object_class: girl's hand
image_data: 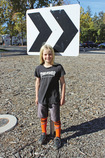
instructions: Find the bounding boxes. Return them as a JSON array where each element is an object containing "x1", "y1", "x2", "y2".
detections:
[
  {"x1": 35, "y1": 97, "x2": 38, "y2": 105},
  {"x1": 60, "y1": 98, "x2": 65, "y2": 106}
]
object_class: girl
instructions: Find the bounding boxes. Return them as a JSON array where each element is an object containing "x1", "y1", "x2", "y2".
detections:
[{"x1": 35, "y1": 44, "x2": 66, "y2": 150}]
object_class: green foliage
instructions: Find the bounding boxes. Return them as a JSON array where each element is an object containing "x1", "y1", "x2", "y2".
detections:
[
  {"x1": 0, "y1": 0, "x2": 8, "y2": 24},
  {"x1": 0, "y1": 0, "x2": 27, "y2": 44},
  {"x1": 80, "y1": 7, "x2": 95, "y2": 42},
  {"x1": 80, "y1": 7, "x2": 105, "y2": 43}
]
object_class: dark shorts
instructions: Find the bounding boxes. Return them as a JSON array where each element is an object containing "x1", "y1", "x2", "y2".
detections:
[{"x1": 38, "y1": 103, "x2": 60, "y2": 122}]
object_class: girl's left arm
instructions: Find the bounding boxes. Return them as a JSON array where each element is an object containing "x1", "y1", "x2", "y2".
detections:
[
  {"x1": 60, "y1": 76, "x2": 66, "y2": 106},
  {"x1": 35, "y1": 77, "x2": 40, "y2": 105}
]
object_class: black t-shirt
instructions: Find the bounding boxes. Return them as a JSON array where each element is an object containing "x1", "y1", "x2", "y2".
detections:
[{"x1": 35, "y1": 64, "x2": 66, "y2": 105}]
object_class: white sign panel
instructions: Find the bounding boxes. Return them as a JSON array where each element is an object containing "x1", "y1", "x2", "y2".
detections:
[{"x1": 26, "y1": 4, "x2": 80, "y2": 56}]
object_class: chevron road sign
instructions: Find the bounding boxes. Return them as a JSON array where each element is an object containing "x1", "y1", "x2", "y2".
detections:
[{"x1": 26, "y1": 4, "x2": 80, "y2": 56}]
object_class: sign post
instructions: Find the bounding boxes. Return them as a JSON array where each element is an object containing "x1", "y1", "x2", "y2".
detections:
[{"x1": 50, "y1": 118, "x2": 54, "y2": 137}]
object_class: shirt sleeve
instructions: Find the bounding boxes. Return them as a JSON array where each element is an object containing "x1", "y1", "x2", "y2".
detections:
[
  {"x1": 34, "y1": 66, "x2": 40, "y2": 78},
  {"x1": 60, "y1": 65, "x2": 66, "y2": 77}
]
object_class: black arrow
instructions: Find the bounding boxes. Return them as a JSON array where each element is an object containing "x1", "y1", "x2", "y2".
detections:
[
  {"x1": 51, "y1": 10, "x2": 78, "y2": 52},
  {"x1": 28, "y1": 13, "x2": 52, "y2": 52}
]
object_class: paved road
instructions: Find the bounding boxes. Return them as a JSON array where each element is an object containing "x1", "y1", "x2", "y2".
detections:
[
  {"x1": 0, "y1": 45, "x2": 27, "y2": 57},
  {"x1": 0, "y1": 45, "x2": 105, "y2": 57},
  {"x1": 80, "y1": 47, "x2": 105, "y2": 54}
]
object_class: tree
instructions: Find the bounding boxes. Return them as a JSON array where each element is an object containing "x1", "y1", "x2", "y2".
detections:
[
  {"x1": 9, "y1": 0, "x2": 64, "y2": 10},
  {"x1": 103, "y1": 13, "x2": 105, "y2": 24},
  {"x1": 80, "y1": 7, "x2": 94, "y2": 42},
  {"x1": 0, "y1": 0, "x2": 26, "y2": 44},
  {"x1": 0, "y1": 0, "x2": 16, "y2": 40},
  {"x1": 93, "y1": 11, "x2": 105, "y2": 42},
  {"x1": 13, "y1": 12, "x2": 26, "y2": 45},
  {"x1": 86, "y1": 6, "x2": 92, "y2": 17},
  {"x1": 0, "y1": 0, "x2": 9, "y2": 34}
]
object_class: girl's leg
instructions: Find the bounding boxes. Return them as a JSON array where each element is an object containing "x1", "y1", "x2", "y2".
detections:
[
  {"x1": 49, "y1": 104, "x2": 61, "y2": 149},
  {"x1": 54, "y1": 120, "x2": 61, "y2": 138},
  {"x1": 54, "y1": 120, "x2": 61, "y2": 149},
  {"x1": 38, "y1": 117, "x2": 47, "y2": 145},
  {"x1": 41, "y1": 117, "x2": 47, "y2": 135}
]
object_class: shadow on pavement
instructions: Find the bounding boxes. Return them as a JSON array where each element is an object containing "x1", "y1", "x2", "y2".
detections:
[{"x1": 61, "y1": 116, "x2": 105, "y2": 145}]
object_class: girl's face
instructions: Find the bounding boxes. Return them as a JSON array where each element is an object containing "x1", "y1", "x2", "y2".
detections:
[{"x1": 43, "y1": 48, "x2": 53, "y2": 64}]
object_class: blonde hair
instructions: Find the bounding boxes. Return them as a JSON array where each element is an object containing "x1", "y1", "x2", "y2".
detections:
[{"x1": 39, "y1": 44, "x2": 55, "y2": 65}]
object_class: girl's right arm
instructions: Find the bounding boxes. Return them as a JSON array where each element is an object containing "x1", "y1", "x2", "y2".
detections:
[{"x1": 35, "y1": 77, "x2": 40, "y2": 105}]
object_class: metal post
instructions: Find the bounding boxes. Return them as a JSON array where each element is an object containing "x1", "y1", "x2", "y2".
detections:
[{"x1": 50, "y1": 118, "x2": 54, "y2": 137}]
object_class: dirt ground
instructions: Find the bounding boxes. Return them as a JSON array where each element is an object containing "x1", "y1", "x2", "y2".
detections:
[{"x1": 0, "y1": 50, "x2": 105, "y2": 157}]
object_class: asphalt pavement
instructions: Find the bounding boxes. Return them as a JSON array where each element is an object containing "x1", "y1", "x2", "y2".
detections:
[
  {"x1": 0, "y1": 45, "x2": 105, "y2": 57},
  {"x1": 0, "y1": 45, "x2": 27, "y2": 57}
]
